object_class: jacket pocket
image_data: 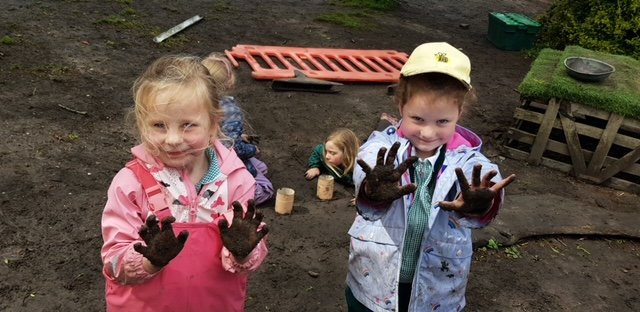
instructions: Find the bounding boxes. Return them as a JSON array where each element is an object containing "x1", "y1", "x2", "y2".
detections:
[{"x1": 412, "y1": 239, "x2": 473, "y2": 309}]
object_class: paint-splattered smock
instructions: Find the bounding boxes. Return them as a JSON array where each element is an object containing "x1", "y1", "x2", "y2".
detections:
[{"x1": 347, "y1": 124, "x2": 505, "y2": 312}]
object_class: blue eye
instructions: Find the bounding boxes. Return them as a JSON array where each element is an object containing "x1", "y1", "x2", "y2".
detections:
[{"x1": 153, "y1": 123, "x2": 165, "y2": 129}]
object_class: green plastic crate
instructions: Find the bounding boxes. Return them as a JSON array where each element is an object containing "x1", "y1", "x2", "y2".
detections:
[{"x1": 488, "y1": 12, "x2": 541, "y2": 51}]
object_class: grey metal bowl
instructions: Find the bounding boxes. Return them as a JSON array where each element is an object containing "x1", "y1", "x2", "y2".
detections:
[{"x1": 564, "y1": 57, "x2": 615, "y2": 82}]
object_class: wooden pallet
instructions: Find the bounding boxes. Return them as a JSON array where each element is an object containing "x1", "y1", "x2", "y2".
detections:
[{"x1": 504, "y1": 97, "x2": 640, "y2": 194}]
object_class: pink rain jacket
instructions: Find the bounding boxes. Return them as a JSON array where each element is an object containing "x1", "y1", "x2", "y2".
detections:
[{"x1": 101, "y1": 142, "x2": 268, "y2": 312}]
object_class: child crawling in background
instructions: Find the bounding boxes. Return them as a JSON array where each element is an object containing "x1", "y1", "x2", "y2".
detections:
[
  {"x1": 202, "y1": 52, "x2": 275, "y2": 205},
  {"x1": 305, "y1": 128, "x2": 361, "y2": 187},
  {"x1": 101, "y1": 55, "x2": 268, "y2": 312}
]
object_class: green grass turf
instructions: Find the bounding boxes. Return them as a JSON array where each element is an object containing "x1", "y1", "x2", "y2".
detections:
[{"x1": 518, "y1": 46, "x2": 640, "y2": 119}]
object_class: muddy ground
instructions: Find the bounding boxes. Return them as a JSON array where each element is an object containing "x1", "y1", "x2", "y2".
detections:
[{"x1": 1, "y1": 1, "x2": 639, "y2": 311}]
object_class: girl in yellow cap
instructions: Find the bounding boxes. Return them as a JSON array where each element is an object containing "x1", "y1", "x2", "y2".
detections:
[{"x1": 345, "y1": 42, "x2": 516, "y2": 312}]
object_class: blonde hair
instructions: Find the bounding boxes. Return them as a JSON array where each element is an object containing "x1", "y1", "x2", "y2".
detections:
[
  {"x1": 394, "y1": 73, "x2": 477, "y2": 111},
  {"x1": 201, "y1": 52, "x2": 236, "y2": 95},
  {"x1": 201, "y1": 52, "x2": 258, "y2": 145},
  {"x1": 131, "y1": 55, "x2": 224, "y2": 155},
  {"x1": 326, "y1": 128, "x2": 360, "y2": 174}
]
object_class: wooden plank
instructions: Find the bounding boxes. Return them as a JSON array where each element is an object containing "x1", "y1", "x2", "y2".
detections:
[
  {"x1": 506, "y1": 147, "x2": 573, "y2": 173},
  {"x1": 507, "y1": 127, "x2": 640, "y2": 177},
  {"x1": 605, "y1": 178, "x2": 640, "y2": 194},
  {"x1": 509, "y1": 98, "x2": 640, "y2": 192},
  {"x1": 513, "y1": 106, "x2": 640, "y2": 151},
  {"x1": 587, "y1": 113, "x2": 624, "y2": 174},
  {"x1": 559, "y1": 102, "x2": 587, "y2": 174},
  {"x1": 513, "y1": 107, "x2": 544, "y2": 124},
  {"x1": 528, "y1": 98, "x2": 560, "y2": 165},
  {"x1": 505, "y1": 147, "x2": 640, "y2": 194},
  {"x1": 571, "y1": 102, "x2": 640, "y2": 133},
  {"x1": 598, "y1": 146, "x2": 640, "y2": 183}
]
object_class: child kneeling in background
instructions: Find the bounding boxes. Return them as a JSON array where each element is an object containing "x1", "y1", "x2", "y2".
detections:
[{"x1": 305, "y1": 128, "x2": 360, "y2": 187}]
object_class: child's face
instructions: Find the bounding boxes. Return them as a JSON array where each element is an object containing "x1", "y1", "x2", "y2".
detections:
[
  {"x1": 144, "y1": 89, "x2": 215, "y2": 170},
  {"x1": 324, "y1": 140, "x2": 344, "y2": 167},
  {"x1": 399, "y1": 90, "x2": 462, "y2": 159}
]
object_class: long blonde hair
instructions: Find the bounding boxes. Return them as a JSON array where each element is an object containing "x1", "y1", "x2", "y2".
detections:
[
  {"x1": 326, "y1": 128, "x2": 360, "y2": 174},
  {"x1": 131, "y1": 55, "x2": 224, "y2": 155}
]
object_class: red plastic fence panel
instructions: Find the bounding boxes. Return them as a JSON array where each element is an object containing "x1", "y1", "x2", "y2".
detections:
[{"x1": 225, "y1": 44, "x2": 408, "y2": 83}]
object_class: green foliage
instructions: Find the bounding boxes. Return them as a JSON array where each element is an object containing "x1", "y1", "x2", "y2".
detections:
[
  {"x1": 487, "y1": 238, "x2": 502, "y2": 250},
  {"x1": 505, "y1": 247, "x2": 521, "y2": 259},
  {"x1": 537, "y1": 0, "x2": 640, "y2": 59},
  {"x1": 2, "y1": 35, "x2": 16, "y2": 45}
]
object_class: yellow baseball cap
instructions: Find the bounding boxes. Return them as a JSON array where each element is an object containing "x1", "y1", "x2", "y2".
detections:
[{"x1": 400, "y1": 42, "x2": 471, "y2": 89}]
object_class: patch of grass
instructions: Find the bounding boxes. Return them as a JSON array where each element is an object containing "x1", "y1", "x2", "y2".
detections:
[
  {"x1": 329, "y1": 0, "x2": 398, "y2": 11},
  {"x1": 30, "y1": 64, "x2": 73, "y2": 81},
  {"x1": 2, "y1": 35, "x2": 16, "y2": 45},
  {"x1": 53, "y1": 132, "x2": 81, "y2": 143},
  {"x1": 122, "y1": 7, "x2": 136, "y2": 15},
  {"x1": 486, "y1": 238, "x2": 502, "y2": 250},
  {"x1": 158, "y1": 35, "x2": 191, "y2": 48},
  {"x1": 116, "y1": 0, "x2": 133, "y2": 4},
  {"x1": 505, "y1": 246, "x2": 521, "y2": 259},
  {"x1": 316, "y1": 12, "x2": 370, "y2": 29},
  {"x1": 96, "y1": 15, "x2": 141, "y2": 29},
  {"x1": 519, "y1": 46, "x2": 640, "y2": 119},
  {"x1": 320, "y1": 0, "x2": 395, "y2": 29},
  {"x1": 68, "y1": 133, "x2": 80, "y2": 141}
]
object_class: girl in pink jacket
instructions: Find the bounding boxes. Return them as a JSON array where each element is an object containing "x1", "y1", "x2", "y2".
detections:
[{"x1": 101, "y1": 55, "x2": 268, "y2": 312}]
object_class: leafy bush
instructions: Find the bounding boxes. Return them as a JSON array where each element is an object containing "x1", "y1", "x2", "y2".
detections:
[{"x1": 537, "y1": 0, "x2": 640, "y2": 59}]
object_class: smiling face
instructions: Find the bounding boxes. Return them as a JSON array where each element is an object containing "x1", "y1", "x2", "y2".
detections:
[
  {"x1": 324, "y1": 139, "x2": 345, "y2": 168},
  {"x1": 143, "y1": 85, "x2": 216, "y2": 171},
  {"x1": 399, "y1": 90, "x2": 462, "y2": 159}
]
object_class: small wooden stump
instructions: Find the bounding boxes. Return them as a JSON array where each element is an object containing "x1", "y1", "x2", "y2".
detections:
[{"x1": 504, "y1": 97, "x2": 640, "y2": 193}]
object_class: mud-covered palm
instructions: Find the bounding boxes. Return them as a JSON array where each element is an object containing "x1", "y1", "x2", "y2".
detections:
[
  {"x1": 218, "y1": 199, "x2": 269, "y2": 260},
  {"x1": 357, "y1": 141, "x2": 418, "y2": 203},
  {"x1": 133, "y1": 215, "x2": 188, "y2": 268},
  {"x1": 438, "y1": 164, "x2": 516, "y2": 215}
]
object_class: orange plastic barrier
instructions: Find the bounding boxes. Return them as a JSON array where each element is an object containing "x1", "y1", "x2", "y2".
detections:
[{"x1": 225, "y1": 44, "x2": 408, "y2": 83}]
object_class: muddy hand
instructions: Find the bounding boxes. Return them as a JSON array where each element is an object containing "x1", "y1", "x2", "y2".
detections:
[
  {"x1": 357, "y1": 141, "x2": 418, "y2": 202},
  {"x1": 438, "y1": 164, "x2": 516, "y2": 215},
  {"x1": 134, "y1": 215, "x2": 189, "y2": 267},
  {"x1": 219, "y1": 199, "x2": 269, "y2": 260}
]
